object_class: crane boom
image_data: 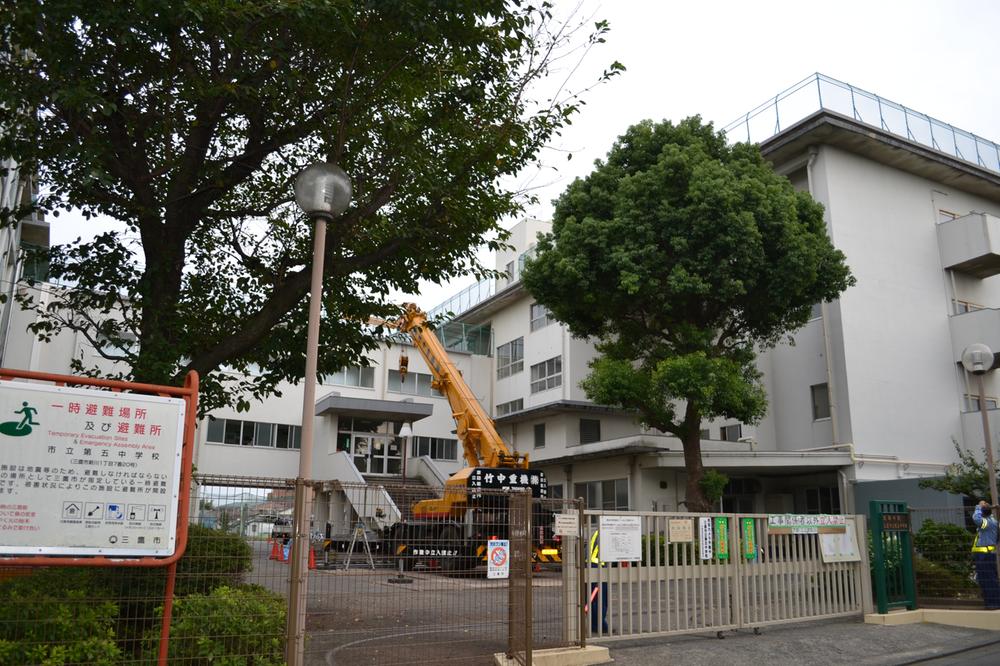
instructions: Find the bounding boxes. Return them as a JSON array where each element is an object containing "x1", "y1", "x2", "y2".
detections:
[{"x1": 395, "y1": 303, "x2": 528, "y2": 471}]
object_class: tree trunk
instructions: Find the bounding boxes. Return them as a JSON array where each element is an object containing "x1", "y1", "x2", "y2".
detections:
[{"x1": 680, "y1": 403, "x2": 712, "y2": 512}]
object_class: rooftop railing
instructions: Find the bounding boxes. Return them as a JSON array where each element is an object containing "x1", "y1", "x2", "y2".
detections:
[{"x1": 722, "y1": 73, "x2": 1000, "y2": 175}]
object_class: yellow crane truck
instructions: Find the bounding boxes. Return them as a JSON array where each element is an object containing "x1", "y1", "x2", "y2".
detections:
[{"x1": 387, "y1": 304, "x2": 559, "y2": 571}]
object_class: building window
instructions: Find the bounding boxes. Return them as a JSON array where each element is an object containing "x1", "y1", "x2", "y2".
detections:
[
  {"x1": 574, "y1": 479, "x2": 628, "y2": 510},
  {"x1": 206, "y1": 418, "x2": 300, "y2": 450},
  {"x1": 530, "y1": 356, "x2": 562, "y2": 394},
  {"x1": 548, "y1": 483, "x2": 563, "y2": 499},
  {"x1": 534, "y1": 423, "x2": 545, "y2": 448},
  {"x1": 954, "y1": 299, "x2": 985, "y2": 314},
  {"x1": 721, "y1": 423, "x2": 742, "y2": 442},
  {"x1": 805, "y1": 486, "x2": 841, "y2": 514},
  {"x1": 387, "y1": 370, "x2": 442, "y2": 397},
  {"x1": 579, "y1": 418, "x2": 601, "y2": 444},
  {"x1": 811, "y1": 383, "x2": 831, "y2": 420},
  {"x1": 496, "y1": 337, "x2": 524, "y2": 379},
  {"x1": 411, "y1": 436, "x2": 458, "y2": 461},
  {"x1": 328, "y1": 366, "x2": 375, "y2": 388},
  {"x1": 721, "y1": 478, "x2": 759, "y2": 513},
  {"x1": 809, "y1": 302, "x2": 823, "y2": 319},
  {"x1": 530, "y1": 303, "x2": 553, "y2": 331},
  {"x1": 964, "y1": 394, "x2": 999, "y2": 412},
  {"x1": 699, "y1": 428, "x2": 711, "y2": 440},
  {"x1": 505, "y1": 260, "x2": 515, "y2": 281},
  {"x1": 496, "y1": 398, "x2": 523, "y2": 417}
]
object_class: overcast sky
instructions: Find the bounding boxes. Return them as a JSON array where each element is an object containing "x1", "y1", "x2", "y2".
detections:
[{"x1": 49, "y1": 0, "x2": 1000, "y2": 310}]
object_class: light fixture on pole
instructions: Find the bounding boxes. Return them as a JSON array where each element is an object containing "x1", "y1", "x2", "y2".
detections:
[
  {"x1": 399, "y1": 422, "x2": 413, "y2": 484},
  {"x1": 287, "y1": 162, "x2": 351, "y2": 666},
  {"x1": 961, "y1": 343, "x2": 1000, "y2": 516}
]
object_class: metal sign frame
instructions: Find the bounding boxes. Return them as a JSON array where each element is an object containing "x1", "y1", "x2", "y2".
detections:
[{"x1": 0, "y1": 367, "x2": 198, "y2": 569}]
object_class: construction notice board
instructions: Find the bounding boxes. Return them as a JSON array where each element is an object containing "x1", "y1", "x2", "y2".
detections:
[
  {"x1": 0, "y1": 381, "x2": 185, "y2": 557},
  {"x1": 598, "y1": 515, "x2": 641, "y2": 562}
]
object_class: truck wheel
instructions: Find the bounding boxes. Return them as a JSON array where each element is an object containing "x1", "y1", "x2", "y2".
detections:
[{"x1": 439, "y1": 525, "x2": 465, "y2": 573}]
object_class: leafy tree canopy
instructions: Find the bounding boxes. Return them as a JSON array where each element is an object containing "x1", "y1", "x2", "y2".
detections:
[
  {"x1": 919, "y1": 440, "x2": 995, "y2": 500},
  {"x1": 0, "y1": 0, "x2": 620, "y2": 411},
  {"x1": 523, "y1": 117, "x2": 854, "y2": 510}
]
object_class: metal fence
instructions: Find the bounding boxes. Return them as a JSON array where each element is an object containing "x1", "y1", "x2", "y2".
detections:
[
  {"x1": 0, "y1": 475, "x2": 584, "y2": 665},
  {"x1": 908, "y1": 506, "x2": 983, "y2": 607},
  {"x1": 582, "y1": 511, "x2": 872, "y2": 642}
]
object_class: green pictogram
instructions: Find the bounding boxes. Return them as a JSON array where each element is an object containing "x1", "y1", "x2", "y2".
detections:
[{"x1": 0, "y1": 401, "x2": 40, "y2": 437}]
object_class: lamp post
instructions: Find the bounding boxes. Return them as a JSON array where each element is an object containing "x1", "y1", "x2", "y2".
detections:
[
  {"x1": 961, "y1": 343, "x2": 1000, "y2": 515},
  {"x1": 288, "y1": 162, "x2": 351, "y2": 665},
  {"x1": 399, "y1": 422, "x2": 413, "y2": 485}
]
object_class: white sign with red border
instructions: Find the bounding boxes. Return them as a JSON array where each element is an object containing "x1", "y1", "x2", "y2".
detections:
[
  {"x1": 0, "y1": 381, "x2": 185, "y2": 557},
  {"x1": 487, "y1": 539, "x2": 510, "y2": 579}
]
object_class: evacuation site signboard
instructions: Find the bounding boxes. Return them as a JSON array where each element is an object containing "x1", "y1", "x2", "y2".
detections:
[{"x1": 0, "y1": 381, "x2": 185, "y2": 557}]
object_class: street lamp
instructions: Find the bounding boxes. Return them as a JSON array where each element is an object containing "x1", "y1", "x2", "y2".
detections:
[
  {"x1": 288, "y1": 162, "x2": 351, "y2": 665},
  {"x1": 961, "y1": 343, "x2": 1000, "y2": 514},
  {"x1": 399, "y1": 422, "x2": 413, "y2": 485}
]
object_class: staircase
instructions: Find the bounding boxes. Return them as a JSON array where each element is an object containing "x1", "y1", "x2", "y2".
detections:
[{"x1": 362, "y1": 475, "x2": 440, "y2": 520}]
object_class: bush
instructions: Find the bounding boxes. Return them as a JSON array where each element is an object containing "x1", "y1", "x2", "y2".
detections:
[
  {"x1": 914, "y1": 556, "x2": 979, "y2": 599},
  {"x1": 96, "y1": 523, "x2": 255, "y2": 654},
  {"x1": 144, "y1": 585, "x2": 285, "y2": 665},
  {"x1": 0, "y1": 569, "x2": 121, "y2": 665},
  {"x1": 913, "y1": 519, "x2": 973, "y2": 577}
]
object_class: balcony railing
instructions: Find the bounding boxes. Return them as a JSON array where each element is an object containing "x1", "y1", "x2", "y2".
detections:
[{"x1": 722, "y1": 73, "x2": 1000, "y2": 175}]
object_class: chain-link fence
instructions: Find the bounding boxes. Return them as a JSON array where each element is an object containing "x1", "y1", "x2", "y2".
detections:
[
  {"x1": 0, "y1": 475, "x2": 583, "y2": 665},
  {"x1": 909, "y1": 506, "x2": 983, "y2": 607}
]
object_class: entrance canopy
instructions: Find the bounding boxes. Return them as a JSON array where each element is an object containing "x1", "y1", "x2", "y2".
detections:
[{"x1": 314, "y1": 394, "x2": 433, "y2": 422}]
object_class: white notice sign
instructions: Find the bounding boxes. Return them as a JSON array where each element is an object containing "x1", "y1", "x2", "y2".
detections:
[
  {"x1": 487, "y1": 539, "x2": 510, "y2": 579},
  {"x1": 699, "y1": 517, "x2": 713, "y2": 560},
  {"x1": 598, "y1": 515, "x2": 641, "y2": 562},
  {"x1": 553, "y1": 513, "x2": 579, "y2": 537},
  {"x1": 0, "y1": 382, "x2": 185, "y2": 557},
  {"x1": 819, "y1": 517, "x2": 862, "y2": 563}
]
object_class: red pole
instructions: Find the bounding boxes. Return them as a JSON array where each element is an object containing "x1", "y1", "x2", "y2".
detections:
[{"x1": 157, "y1": 561, "x2": 178, "y2": 666}]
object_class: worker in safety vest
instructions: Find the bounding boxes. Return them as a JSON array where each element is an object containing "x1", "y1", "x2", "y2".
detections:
[
  {"x1": 589, "y1": 530, "x2": 609, "y2": 633},
  {"x1": 971, "y1": 500, "x2": 1000, "y2": 610}
]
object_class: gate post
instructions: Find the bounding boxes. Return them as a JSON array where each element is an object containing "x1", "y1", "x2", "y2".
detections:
[
  {"x1": 869, "y1": 500, "x2": 916, "y2": 613},
  {"x1": 507, "y1": 490, "x2": 532, "y2": 665}
]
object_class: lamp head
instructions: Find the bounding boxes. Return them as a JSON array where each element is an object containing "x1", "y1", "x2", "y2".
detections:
[
  {"x1": 398, "y1": 423, "x2": 413, "y2": 439},
  {"x1": 294, "y1": 162, "x2": 352, "y2": 220},
  {"x1": 962, "y1": 343, "x2": 995, "y2": 375}
]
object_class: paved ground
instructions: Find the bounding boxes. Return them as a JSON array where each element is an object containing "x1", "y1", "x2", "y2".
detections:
[{"x1": 603, "y1": 617, "x2": 1000, "y2": 666}]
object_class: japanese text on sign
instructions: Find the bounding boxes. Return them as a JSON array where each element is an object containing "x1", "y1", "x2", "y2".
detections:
[
  {"x1": 767, "y1": 514, "x2": 847, "y2": 534},
  {"x1": 487, "y1": 539, "x2": 510, "y2": 579},
  {"x1": 0, "y1": 382, "x2": 185, "y2": 557},
  {"x1": 598, "y1": 515, "x2": 641, "y2": 562}
]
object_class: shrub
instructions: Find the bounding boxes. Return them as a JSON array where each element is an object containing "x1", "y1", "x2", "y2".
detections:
[
  {"x1": 914, "y1": 556, "x2": 979, "y2": 599},
  {"x1": 0, "y1": 569, "x2": 121, "y2": 665},
  {"x1": 144, "y1": 585, "x2": 285, "y2": 665},
  {"x1": 913, "y1": 519, "x2": 973, "y2": 577}
]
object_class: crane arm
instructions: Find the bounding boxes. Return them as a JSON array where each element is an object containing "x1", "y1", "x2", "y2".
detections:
[{"x1": 392, "y1": 304, "x2": 528, "y2": 470}]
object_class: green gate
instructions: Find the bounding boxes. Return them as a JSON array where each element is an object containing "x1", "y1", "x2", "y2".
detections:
[{"x1": 869, "y1": 500, "x2": 917, "y2": 613}]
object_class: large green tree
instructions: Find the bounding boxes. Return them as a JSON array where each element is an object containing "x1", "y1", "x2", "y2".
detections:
[
  {"x1": 0, "y1": 1, "x2": 620, "y2": 411},
  {"x1": 523, "y1": 117, "x2": 854, "y2": 512}
]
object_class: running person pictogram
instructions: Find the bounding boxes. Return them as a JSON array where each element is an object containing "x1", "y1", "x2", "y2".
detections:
[{"x1": 0, "y1": 401, "x2": 40, "y2": 437}]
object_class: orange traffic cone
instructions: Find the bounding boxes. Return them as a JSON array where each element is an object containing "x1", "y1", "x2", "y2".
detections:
[
  {"x1": 308, "y1": 548, "x2": 316, "y2": 570},
  {"x1": 269, "y1": 539, "x2": 281, "y2": 561}
]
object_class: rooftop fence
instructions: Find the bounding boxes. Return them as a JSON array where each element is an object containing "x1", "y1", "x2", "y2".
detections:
[{"x1": 722, "y1": 73, "x2": 1000, "y2": 175}]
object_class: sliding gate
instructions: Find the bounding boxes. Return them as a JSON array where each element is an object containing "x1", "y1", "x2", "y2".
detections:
[{"x1": 582, "y1": 511, "x2": 873, "y2": 640}]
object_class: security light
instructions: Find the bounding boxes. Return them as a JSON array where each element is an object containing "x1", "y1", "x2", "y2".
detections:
[{"x1": 962, "y1": 343, "x2": 995, "y2": 375}]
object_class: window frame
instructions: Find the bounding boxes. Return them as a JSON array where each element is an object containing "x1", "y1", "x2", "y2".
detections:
[
  {"x1": 496, "y1": 398, "x2": 523, "y2": 418},
  {"x1": 579, "y1": 418, "x2": 601, "y2": 445},
  {"x1": 529, "y1": 302, "x2": 553, "y2": 332},
  {"x1": 533, "y1": 423, "x2": 546, "y2": 448},
  {"x1": 496, "y1": 337, "x2": 524, "y2": 379},
  {"x1": 811, "y1": 383, "x2": 831, "y2": 420},
  {"x1": 530, "y1": 356, "x2": 562, "y2": 394},
  {"x1": 721, "y1": 423, "x2": 742, "y2": 442}
]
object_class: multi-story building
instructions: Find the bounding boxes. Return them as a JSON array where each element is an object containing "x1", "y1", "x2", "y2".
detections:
[{"x1": 6, "y1": 74, "x2": 1000, "y2": 530}]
